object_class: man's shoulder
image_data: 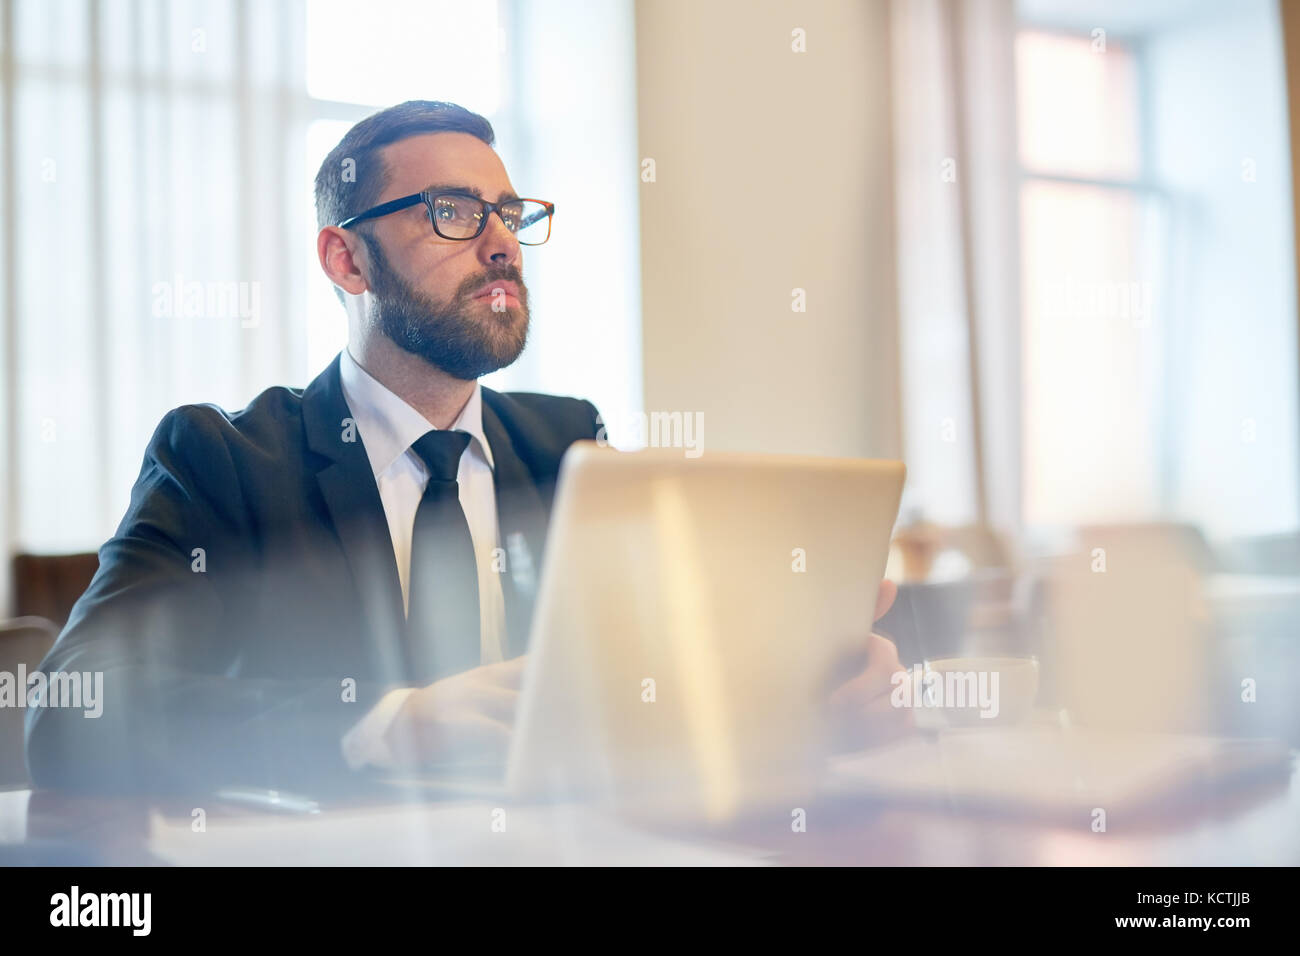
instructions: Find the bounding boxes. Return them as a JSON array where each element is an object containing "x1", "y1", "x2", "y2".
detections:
[
  {"x1": 150, "y1": 378, "x2": 601, "y2": 473},
  {"x1": 482, "y1": 387, "x2": 600, "y2": 444},
  {"x1": 147, "y1": 385, "x2": 311, "y2": 471}
]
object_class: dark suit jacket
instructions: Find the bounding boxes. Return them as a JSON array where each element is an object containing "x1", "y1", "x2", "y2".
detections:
[{"x1": 25, "y1": 354, "x2": 600, "y2": 795}]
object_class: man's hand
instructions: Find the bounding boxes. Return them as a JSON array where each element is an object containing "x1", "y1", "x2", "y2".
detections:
[
  {"x1": 874, "y1": 578, "x2": 898, "y2": 627},
  {"x1": 383, "y1": 656, "x2": 527, "y2": 769},
  {"x1": 825, "y1": 579, "x2": 913, "y2": 751}
]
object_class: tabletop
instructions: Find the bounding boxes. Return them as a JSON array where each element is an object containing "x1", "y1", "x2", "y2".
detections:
[{"x1": 2, "y1": 759, "x2": 1296, "y2": 866}]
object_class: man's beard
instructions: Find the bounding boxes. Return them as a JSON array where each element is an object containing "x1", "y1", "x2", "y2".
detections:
[{"x1": 363, "y1": 235, "x2": 530, "y2": 380}]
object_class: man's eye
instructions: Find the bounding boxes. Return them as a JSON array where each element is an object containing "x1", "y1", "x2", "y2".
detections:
[{"x1": 434, "y1": 204, "x2": 456, "y2": 221}]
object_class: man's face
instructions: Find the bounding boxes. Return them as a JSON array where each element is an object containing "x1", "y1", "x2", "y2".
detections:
[{"x1": 359, "y1": 131, "x2": 530, "y2": 380}]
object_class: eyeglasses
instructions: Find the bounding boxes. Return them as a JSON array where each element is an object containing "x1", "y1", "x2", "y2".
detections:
[{"x1": 338, "y1": 190, "x2": 555, "y2": 245}]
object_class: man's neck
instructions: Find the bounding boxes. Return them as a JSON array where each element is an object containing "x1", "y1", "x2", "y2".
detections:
[{"x1": 347, "y1": 336, "x2": 476, "y2": 431}]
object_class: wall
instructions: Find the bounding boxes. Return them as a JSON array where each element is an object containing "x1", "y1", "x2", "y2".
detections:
[{"x1": 634, "y1": 0, "x2": 902, "y2": 459}]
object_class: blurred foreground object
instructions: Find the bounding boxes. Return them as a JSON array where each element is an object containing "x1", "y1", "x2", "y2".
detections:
[
  {"x1": 1048, "y1": 524, "x2": 1212, "y2": 734},
  {"x1": 508, "y1": 445, "x2": 905, "y2": 824}
]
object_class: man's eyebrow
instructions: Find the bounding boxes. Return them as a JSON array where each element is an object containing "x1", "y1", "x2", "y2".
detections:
[{"x1": 422, "y1": 183, "x2": 521, "y2": 202}]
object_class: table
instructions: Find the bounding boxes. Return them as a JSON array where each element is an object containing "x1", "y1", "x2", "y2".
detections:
[{"x1": 2, "y1": 761, "x2": 1296, "y2": 865}]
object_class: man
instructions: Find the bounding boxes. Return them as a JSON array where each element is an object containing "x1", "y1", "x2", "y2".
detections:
[{"x1": 26, "y1": 101, "x2": 905, "y2": 795}]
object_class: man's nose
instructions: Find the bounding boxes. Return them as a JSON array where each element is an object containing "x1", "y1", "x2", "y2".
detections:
[{"x1": 478, "y1": 210, "x2": 520, "y2": 265}]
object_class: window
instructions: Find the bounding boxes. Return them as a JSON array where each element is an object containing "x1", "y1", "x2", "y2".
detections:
[
  {"x1": 1015, "y1": 29, "x2": 1168, "y2": 527},
  {"x1": 302, "y1": 0, "x2": 510, "y2": 374},
  {"x1": 299, "y1": 0, "x2": 645, "y2": 441}
]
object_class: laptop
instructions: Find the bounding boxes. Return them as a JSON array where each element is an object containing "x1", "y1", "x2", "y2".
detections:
[{"x1": 505, "y1": 442, "x2": 906, "y2": 821}]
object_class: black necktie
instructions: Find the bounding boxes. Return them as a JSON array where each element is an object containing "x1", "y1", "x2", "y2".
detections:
[{"x1": 405, "y1": 430, "x2": 480, "y2": 682}]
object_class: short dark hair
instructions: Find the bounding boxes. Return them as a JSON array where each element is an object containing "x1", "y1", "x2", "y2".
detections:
[{"x1": 313, "y1": 100, "x2": 495, "y2": 231}]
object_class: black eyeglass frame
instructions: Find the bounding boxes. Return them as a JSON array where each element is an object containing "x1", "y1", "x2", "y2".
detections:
[{"x1": 337, "y1": 190, "x2": 555, "y2": 245}]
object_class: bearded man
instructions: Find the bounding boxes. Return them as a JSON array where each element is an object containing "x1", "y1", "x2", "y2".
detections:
[{"x1": 26, "y1": 101, "x2": 903, "y2": 795}]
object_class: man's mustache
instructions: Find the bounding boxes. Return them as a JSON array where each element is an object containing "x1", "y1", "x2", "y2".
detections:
[{"x1": 455, "y1": 267, "x2": 526, "y2": 302}]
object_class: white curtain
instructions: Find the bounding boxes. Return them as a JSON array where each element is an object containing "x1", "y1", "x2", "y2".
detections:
[
  {"x1": 0, "y1": 0, "x2": 309, "y2": 581},
  {"x1": 888, "y1": 0, "x2": 1020, "y2": 532}
]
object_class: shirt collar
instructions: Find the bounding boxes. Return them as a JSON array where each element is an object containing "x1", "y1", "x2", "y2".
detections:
[{"x1": 337, "y1": 347, "x2": 495, "y2": 476}]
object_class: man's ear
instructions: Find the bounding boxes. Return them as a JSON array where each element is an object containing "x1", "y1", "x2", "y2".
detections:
[{"x1": 317, "y1": 226, "x2": 369, "y2": 297}]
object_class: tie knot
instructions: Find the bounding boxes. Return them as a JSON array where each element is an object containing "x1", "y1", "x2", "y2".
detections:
[{"x1": 410, "y1": 430, "x2": 471, "y2": 483}]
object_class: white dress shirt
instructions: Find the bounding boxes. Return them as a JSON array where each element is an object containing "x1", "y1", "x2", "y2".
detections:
[{"x1": 336, "y1": 347, "x2": 506, "y2": 770}]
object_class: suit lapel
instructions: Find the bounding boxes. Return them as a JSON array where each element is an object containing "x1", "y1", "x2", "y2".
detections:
[
  {"x1": 481, "y1": 399, "x2": 551, "y2": 659},
  {"x1": 301, "y1": 355, "x2": 408, "y2": 681}
]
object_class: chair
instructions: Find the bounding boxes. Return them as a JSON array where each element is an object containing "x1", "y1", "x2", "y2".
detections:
[
  {"x1": 10, "y1": 552, "x2": 99, "y2": 628},
  {"x1": 881, "y1": 523, "x2": 1020, "y2": 664}
]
